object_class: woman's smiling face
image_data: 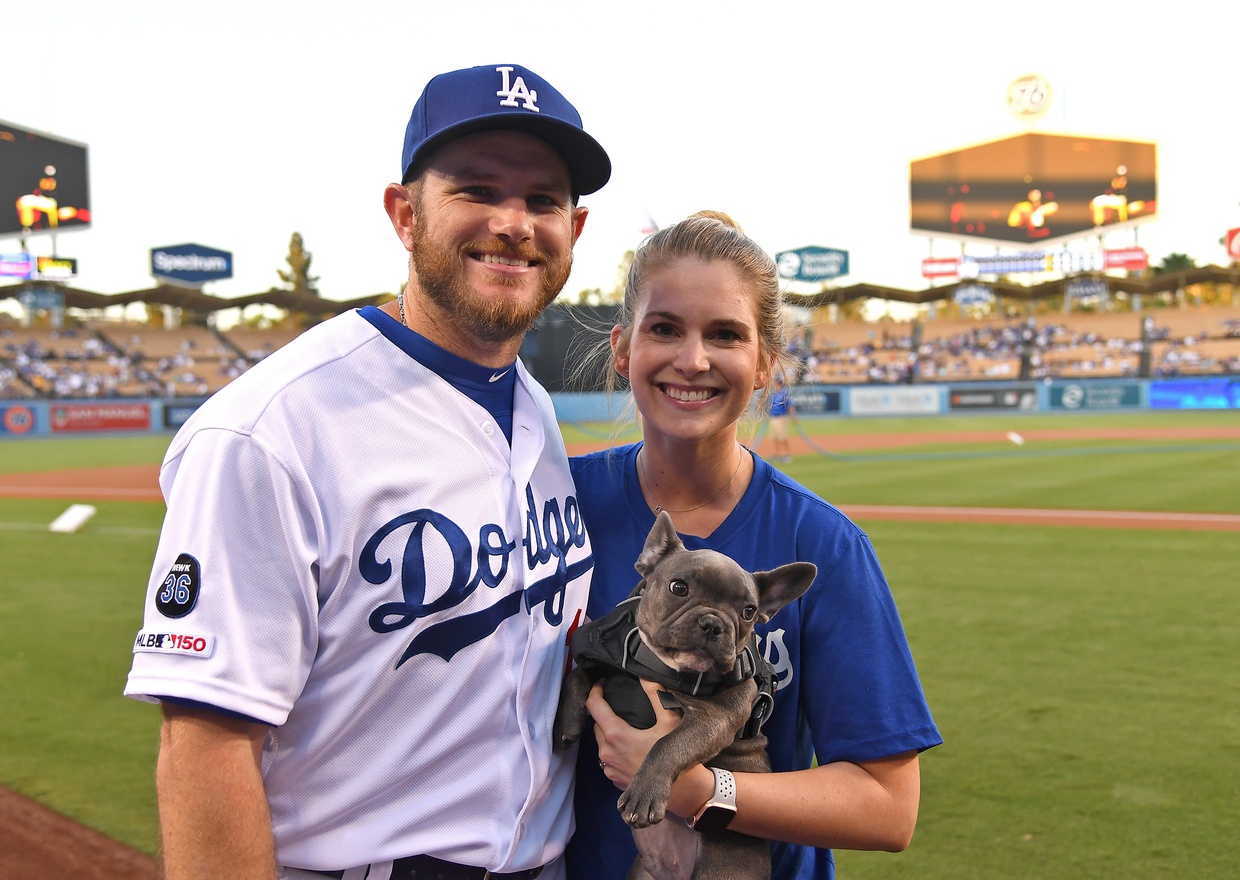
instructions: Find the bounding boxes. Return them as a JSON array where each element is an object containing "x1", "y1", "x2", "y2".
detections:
[{"x1": 613, "y1": 257, "x2": 771, "y2": 446}]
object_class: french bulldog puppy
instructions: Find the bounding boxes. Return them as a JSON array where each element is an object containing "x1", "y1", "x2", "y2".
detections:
[{"x1": 554, "y1": 510, "x2": 816, "y2": 880}]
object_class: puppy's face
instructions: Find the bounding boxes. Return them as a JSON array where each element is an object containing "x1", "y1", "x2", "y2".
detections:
[
  {"x1": 635, "y1": 545, "x2": 762, "y2": 674},
  {"x1": 632, "y1": 511, "x2": 817, "y2": 675}
]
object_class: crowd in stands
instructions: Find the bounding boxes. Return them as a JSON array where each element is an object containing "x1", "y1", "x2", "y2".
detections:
[
  {"x1": 3, "y1": 306, "x2": 1240, "y2": 400},
  {"x1": 0, "y1": 322, "x2": 294, "y2": 400},
  {"x1": 788, "y1": 306, "x2": 1240, "y2": 385}
]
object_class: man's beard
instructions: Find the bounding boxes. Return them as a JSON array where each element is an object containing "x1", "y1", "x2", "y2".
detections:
[{"x1": 410, "y1": 217, "x2": 572, "y2": 344}]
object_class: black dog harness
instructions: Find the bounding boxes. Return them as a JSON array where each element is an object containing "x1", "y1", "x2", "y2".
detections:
[{"x1": 570, "y1": 596, "x2": 777, "y2": 739}]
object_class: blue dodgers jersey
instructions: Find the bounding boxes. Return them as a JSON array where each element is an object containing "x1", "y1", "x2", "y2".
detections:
[{"x1": 565, "y1": 444, "x2": 942, "y2": 880}]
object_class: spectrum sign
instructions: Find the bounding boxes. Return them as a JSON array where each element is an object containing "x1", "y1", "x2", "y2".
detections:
[{"x1": 151, "y1": 243, "x2": 233, "y2": 287}]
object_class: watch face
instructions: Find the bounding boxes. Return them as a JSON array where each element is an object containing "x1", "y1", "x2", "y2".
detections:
[{"x1": 691, "y1": 803, "x2": 737, "y2": 835}]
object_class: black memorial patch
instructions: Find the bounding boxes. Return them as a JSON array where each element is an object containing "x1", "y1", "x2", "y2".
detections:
[{"x1": 156, "y1": 553, "x2": 202, "y2": 618}]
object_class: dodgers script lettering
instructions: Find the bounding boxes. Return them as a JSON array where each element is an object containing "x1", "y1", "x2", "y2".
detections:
[{"x1": 362, "y1": 491, "x2": 591, "y2": 667}]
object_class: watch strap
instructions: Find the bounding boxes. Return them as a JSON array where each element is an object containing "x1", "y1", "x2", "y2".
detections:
[{"x1": 689, "y1": 767, "x2": 737, "y2": 833}]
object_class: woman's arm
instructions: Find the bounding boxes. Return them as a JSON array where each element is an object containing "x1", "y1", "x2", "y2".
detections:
[
  {"x1": 587, "y1": 680, "x2": 921, "y2": 852},
  {"x1": 708, "y1": 752, "x2": 920, "y2": 852}
]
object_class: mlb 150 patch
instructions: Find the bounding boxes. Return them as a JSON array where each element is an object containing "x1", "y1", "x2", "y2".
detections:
[
  {"x1": 133, "y1": 630, "x2": 217, "y2": 658},
  {"x1": 157, "y1": 553, "x2": 201, "y2": 617}
]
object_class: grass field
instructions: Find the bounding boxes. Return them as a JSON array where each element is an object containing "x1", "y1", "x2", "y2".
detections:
[{"x1": 2, "y1": 410, "x2": 1238, "y2": 877}]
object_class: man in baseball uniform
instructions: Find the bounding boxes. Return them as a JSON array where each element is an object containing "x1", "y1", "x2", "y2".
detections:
[{"x1": 125, "y1": 64, "x2": 609, "y2": 880}]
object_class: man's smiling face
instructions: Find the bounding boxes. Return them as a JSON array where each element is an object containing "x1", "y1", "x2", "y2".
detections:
[{"x1": 407, "y1": 129, "x2": 586, "y2": 345}]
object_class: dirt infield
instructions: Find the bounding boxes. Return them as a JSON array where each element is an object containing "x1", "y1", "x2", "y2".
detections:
[
  {"x1": 744, "y1": 422, "x2": 1240, "y2": 454},
  {"x1": 2, "y1": 422, "x2": 1238, "y2": 876},
  {"x1": 0, "y1": 463, "x2": 164, "y2": 503},
  {"x1": 0, "y1": 787, "x2": 157, "y2": 879},
  {"x1": 3, "y1": 424, "x2": 1239, "y2": 530}
]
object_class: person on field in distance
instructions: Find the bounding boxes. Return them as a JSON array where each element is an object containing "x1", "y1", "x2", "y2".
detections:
[
  {"x1": 565, "y1": 211, "x2": 942, "y2": 880},
  {"x1": 765, "y1": 373, "x2": 795, "y2": 462},
  {"x1": 124, "y1": 63, "x2": 609, "y2": 880}
]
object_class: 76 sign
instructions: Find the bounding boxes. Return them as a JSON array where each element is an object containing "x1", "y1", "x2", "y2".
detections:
[{"x1": 1007, "y1": 74, "x2": 1053, "y2": 120}]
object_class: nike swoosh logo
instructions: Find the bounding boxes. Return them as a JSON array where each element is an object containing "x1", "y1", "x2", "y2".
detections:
[{"x1": 489, "y1": 369, "x2": 512, "y2": 383}]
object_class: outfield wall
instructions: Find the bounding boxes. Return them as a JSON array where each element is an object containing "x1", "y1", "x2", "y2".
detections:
[{"x1": 2, "y1": 377, "x2": 1238, "y2": 438}]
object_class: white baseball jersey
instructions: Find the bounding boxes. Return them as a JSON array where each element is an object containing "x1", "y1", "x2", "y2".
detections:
[{"x1": 125, "y1": 307, "x2": 592, "y2": 873}]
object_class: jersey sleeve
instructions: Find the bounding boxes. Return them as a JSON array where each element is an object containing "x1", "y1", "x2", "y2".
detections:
[
  {"x1": 796, "y1": 529, "x2": 942, "y2": 765},
  {"x1": 124, "y1": 427, "x2": 322, "y2": 726}
]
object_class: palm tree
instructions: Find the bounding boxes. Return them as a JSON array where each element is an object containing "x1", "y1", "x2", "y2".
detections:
[
  {"x1": 1153, "y1": 253, "x2": 1196, "y2": 275},
  {"x1": 277, "y1": 233, "x2": 320, "y2": 294}
]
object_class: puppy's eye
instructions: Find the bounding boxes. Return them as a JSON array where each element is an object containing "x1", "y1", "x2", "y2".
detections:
[
  {"x1": 669, "y1": 579, "x2": 689, "y2": 596},
  {"x1": 741, "y1": 605, "x2": 757, "y2": 621}
]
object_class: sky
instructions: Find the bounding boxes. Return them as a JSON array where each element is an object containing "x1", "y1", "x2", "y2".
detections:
[{"x1": 2, "y1": 0, "x2": 1237, "y2": 321}]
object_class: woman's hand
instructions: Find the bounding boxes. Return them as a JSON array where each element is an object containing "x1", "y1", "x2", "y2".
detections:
[
  {"x1": 587, "y1": 678, "x2": 681, "y2": 790},
  {"x1": 588, "y1": 678, "x2": 723, "y2": 819}
]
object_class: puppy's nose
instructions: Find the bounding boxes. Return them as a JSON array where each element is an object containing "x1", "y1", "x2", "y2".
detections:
[{"x1": 699, "y1": 616, "x2": 724, "y2": 640}]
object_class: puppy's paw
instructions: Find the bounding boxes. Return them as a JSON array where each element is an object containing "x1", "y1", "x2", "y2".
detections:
[
  {"x1": 617, "y1": 779, "x2": 670, "y2": 828},
  {"x1": 551, "y1": 712, "x2": 584, "y2": 751}
]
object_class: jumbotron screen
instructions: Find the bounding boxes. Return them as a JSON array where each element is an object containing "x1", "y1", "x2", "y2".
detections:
[
  {"x1": 910, "y1": 133, "x2": 1156, "y2": 245},
  {"x1": 0, "y1": 120, "x2": 91, "y2": 237}
]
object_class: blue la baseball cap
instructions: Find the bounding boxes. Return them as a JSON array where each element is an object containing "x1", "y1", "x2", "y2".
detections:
[{"x1": 401, "y1": 63, "x2": 612, "y2": 196}]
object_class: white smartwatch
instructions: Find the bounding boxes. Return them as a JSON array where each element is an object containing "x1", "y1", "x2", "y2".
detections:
[{"x1": 689, "y1": 767, "x2": 737, "y2": 834}]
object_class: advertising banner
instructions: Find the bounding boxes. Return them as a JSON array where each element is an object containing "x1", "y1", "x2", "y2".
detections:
[
  {"x1": 1102, "y1": 248, "x2": 1149, "y2": 271},
  {"x1": 1065, "y1": 278, "x2": 1108, "y2": 304},
  {"x1": 1226, "y1": 227, "x2": 1240, "y2": 263},
  {"x1": 849, "y1": 386, "x2": 940, "y2": 416},
  {"x1": 1048, "y1": 383, "x2": 1140, "y2": 410},
  {"x1": 775, "y1": 246, "x2": 849, "y2": 282},
  {"x1": 163, "y1": 401, "x2": 206, "y2": 429},
  {"x1": 33, "y1": 255, "x2": 78, "y2": 280},
  {"x1": 949, "y1": 387, "x2": 1037, "y2": 410},
  {"x1": 17, "y1": 288, "x2": 64, "y2": 311},
  {"x1": 787, "y1": 388, "x2": 842, "y2": 414},
  {"x1": 1149, "y1": 379, "x2": 1240, "y2": 410},
  {"x1": 953, "y1": 284, "x2": 994, "y2": 307},
  {"x1": 50, "y1": 402, "x2": 151, "y2": 432},
  {"x1": 921, "y1": 258, "x2": 962, "y2": 278},
  {"x1": 1, "y1": 404, "x2": 37, "y2": 434},
  {"x1": 0, "y1": 253, "x2": 34, "y2": 277},
  {"x1": 919, "y1": 248, "x2": 1148, "y2": 278},
  {"x1": 151, "y1": 243, "x2": 233, "y2": 286}
]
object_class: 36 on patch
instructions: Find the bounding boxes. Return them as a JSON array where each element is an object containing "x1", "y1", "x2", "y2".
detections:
[{"x1": 157, "y1": 553, "x2": 201, "y2": 618}]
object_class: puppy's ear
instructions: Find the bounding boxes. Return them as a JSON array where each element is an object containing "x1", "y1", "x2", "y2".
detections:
[
  {"x1": 751, "y1": 562, "x2": 817, "y2": 623},
  {"x1": 634, "y1": 510, "x2": 683, "y2": 577}
]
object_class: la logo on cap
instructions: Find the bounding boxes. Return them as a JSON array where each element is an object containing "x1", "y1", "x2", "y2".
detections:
[{"x1": 496, "y1": 66, "x2": 539, "y2": 112}]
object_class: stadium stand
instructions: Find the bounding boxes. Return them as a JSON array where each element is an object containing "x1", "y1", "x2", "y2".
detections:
[
  {"x1": 0, "y1": 320, "x2": 289, "y2": 399},
  {"x1": 3, "y1": 304, "x2": 1240, "y2": 399},
  {"x1": 88, "y1": 322, "x2": 236, "y2": 360},
  {"x1": 795, "y1": 305, "x2": 1240, "y2": 384},
  {"x1": 221, "y1": 327, "x2": 305, "y2": 361},
  {"x1": 0, "y1": 362, "x2": 35, "y2": 398}
]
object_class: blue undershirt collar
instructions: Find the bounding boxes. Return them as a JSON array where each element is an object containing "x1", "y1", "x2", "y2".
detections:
[{"x1": 361, "y1": 305, "x2": 516, "y2": 443}]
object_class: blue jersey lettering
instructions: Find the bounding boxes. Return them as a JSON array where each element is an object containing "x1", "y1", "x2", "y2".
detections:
[{"x1": 362, "y1": 493, "x2": 591, "y2": 666}]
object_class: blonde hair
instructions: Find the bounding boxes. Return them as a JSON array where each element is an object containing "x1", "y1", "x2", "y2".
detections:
[{"x1": 608, "y1": 211, "x2": 791, "y2": 410}]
